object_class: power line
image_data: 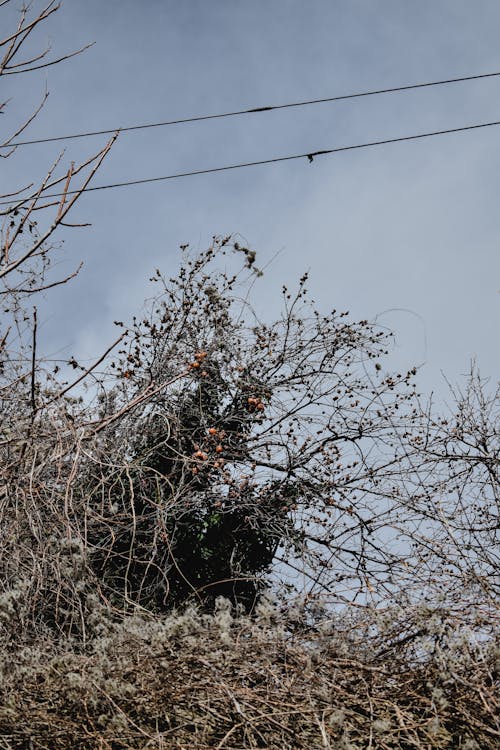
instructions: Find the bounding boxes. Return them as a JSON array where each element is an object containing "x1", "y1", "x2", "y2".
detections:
[
  {"x1": 2, "y1": 117, "x2": 499, "y2": 206},
  {"x1": 5, "y1": 70, "x2": 500, "y2": 148}
]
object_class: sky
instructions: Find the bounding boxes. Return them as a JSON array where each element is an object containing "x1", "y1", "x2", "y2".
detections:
[{"x1": 2, "y1": 0, "x2": 500, "y2": 403}]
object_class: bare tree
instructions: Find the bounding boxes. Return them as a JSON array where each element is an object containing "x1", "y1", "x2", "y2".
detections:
[
  {"x1": 0, "y1": 1, "x2": 117, "y2": 637},
  {"x1": 65, "y1": 241, "x2": 497, "y2": 618},
  {"x1": 0, "y1": 3, "x2": 497, "y2": 646},
  {"x1": 1, "y1": 0, "x2": 116, "y2": 393},
  {"x1": 2, "y1": 237, "x2": 497, "y2": 634},
  {"x1": 389, "y1": 366, "x2": 499, "y2": 607}
]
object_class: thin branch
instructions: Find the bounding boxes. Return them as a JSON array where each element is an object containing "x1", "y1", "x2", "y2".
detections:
[
  {"x1": 0, "y1": 135, "x2": 116, "y2": 278},
  {"x1": 43, "y1": 332, "x2": 127, "y2": 407},
  {"x1": 2, "y1": 43, "x2": 94, "y2": 75},
  {"x1": 1, "y1": 90, "x2": 49, "y2": 149},
  {"x1": 9, "y1": 261, "x2": 83, "y2": 294},
  {"x1": 0, "y1": 3, "x2": 59, "y2": 50},
  {"x1": 30, "y1": 306, "x2": 37, "y2": 418}
]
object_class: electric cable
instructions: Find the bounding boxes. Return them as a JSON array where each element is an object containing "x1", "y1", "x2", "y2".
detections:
[
  {"x1": 2, "y1": 117, "x2": 498, "y2": 206},
  {"x1": 4, "y1": 69, "x2": 500, "y2": 148}
]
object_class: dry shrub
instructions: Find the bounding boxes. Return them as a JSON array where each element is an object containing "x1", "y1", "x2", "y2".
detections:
[{"x1": 0, "y1": 598, "x2": 497, "y2": 750}]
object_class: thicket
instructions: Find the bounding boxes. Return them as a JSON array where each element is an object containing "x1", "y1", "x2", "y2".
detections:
[
  {"x1": 1, "y1": 599, "x2": 497, "y2": 750},
  {"x1": 0, "y1": 3, "x2": 498, "y2": 748}
]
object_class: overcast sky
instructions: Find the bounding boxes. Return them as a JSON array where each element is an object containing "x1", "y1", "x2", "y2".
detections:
[{"x1": 2, "y1": 0, "x2": 499, "y2": 402}]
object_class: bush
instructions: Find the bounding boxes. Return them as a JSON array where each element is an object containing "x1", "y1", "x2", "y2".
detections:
[{"x1": 0, "y1": 599, "x2": 497, "y2": 749}]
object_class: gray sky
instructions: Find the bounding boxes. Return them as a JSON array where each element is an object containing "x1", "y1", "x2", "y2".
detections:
[{"x1": 2, "y1": 0, "x2": 499, "y2": 401}]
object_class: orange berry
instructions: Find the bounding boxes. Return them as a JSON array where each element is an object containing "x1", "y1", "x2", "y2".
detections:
[
  {"x1": 215, "y1": 444, "x2": 223, "y2": 453},
  {"x1": 190, "y1": 361, "x2": 200, "y2": 369},
  {"x1": 208, "y1": 427, "x2": 218, "y2": 435}
]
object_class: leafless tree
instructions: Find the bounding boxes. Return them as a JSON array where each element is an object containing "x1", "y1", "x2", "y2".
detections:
[
  {"x1": 0, "y1": 3, "x2": 497, "y2": 646},
  {"x1": 74, "y1": 243, "x2": 496, "y2": 617},
  {"x1": 1, "y1": 0, "x2": 116, "y2": 392},
  {"x1": 0, "y1": 1, "x2": 116, "y2": 636}
]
